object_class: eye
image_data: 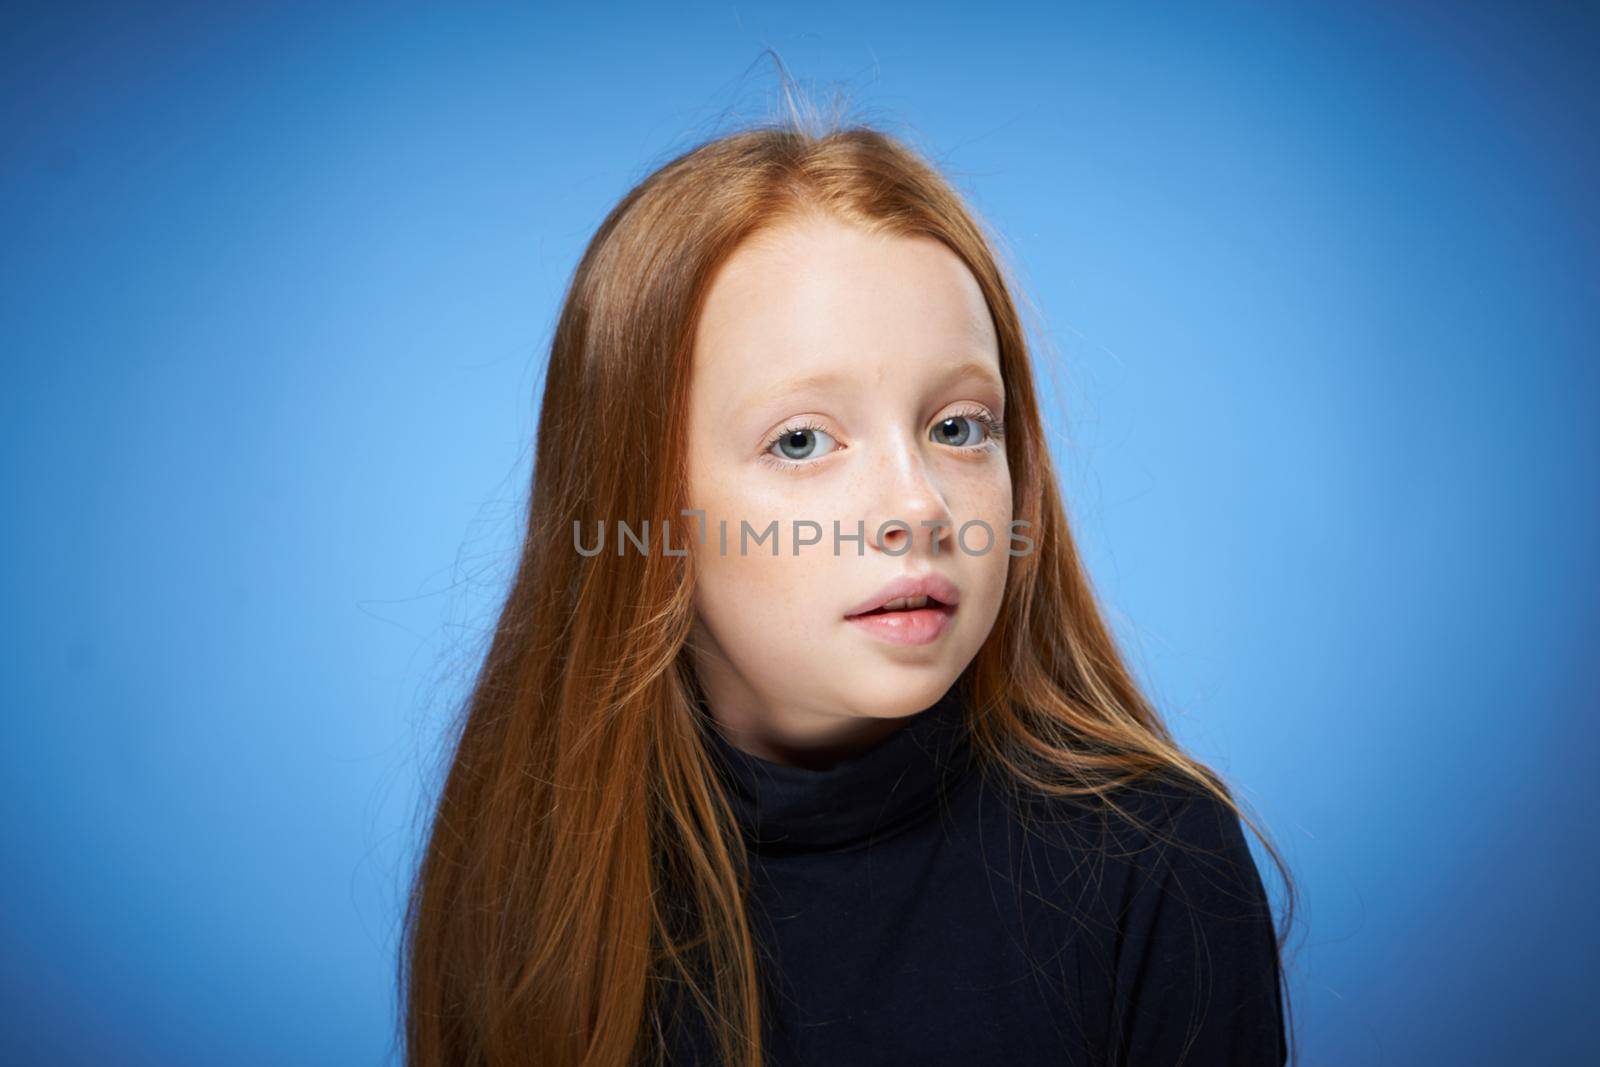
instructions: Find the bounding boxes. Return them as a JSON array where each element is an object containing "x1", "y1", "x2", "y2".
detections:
[
  {"x1": 931, "y1": 409, "x2": 1004, "y2": 448},
  {"x1": 766, "y1": 421, "x2": 840, "y2": 463}
]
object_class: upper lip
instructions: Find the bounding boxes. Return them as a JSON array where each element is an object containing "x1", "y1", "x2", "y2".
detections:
[{"x1": 844, "y1": 571, "x2": 962, "y2": 617}]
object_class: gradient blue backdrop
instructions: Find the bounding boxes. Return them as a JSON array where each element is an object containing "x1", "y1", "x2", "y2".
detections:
[{"x1": 4, "y1": 2, "x2": 1595, "y2": 1064}]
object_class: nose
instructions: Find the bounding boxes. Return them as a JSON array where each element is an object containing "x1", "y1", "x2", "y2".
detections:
[{"x1": 862, "y1": 433, "x2": 956, "y2": 558}]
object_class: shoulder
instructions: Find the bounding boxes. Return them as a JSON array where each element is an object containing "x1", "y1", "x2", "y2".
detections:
[
  {"x1": 988, "y1": 767, "x2": 1277, "y2": 935},
  {"x1": 1093, "y1": 774, "x2": 1287, "y2": 1065},
  {"x1": 978, "y1": 767, "x2": 1288, "y2": 1062},
  {"x1": 1003, "y1": 770, "x2": 1260, "y2": 879},
  {"x1": 1097, "y1": 773, "x2": 1274, "y2": 924}
]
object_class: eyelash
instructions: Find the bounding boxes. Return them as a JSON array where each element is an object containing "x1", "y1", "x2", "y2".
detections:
[{"x1": 758, "y1": 406, "x2": 1006, "y2": 473}]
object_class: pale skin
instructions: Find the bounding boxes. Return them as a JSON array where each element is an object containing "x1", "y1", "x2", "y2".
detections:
[{"x1": 684, "y1": 211, "x2": 1013, "y2": 770}]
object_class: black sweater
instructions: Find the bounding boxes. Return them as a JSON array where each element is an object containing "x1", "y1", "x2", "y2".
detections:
[{"x1": 666, "y1": 684, "x2": 1288, "y2": 1066}]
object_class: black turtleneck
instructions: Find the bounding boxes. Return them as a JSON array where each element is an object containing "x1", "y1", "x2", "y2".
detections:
[{"x1": 672, "y1": 683, "x2": 1287, "y2": 1067}]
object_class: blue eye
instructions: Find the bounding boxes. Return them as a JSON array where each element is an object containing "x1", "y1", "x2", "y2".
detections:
[
  {"x1": 762, "y1": 409, "x2": 1003, "y2": 472},
  {"x1": 768, "y1": 423, "x2": 839, "y2": 462},
  {"x1": 932, "y1": 412, "x2": 1002, "y2": 447}
]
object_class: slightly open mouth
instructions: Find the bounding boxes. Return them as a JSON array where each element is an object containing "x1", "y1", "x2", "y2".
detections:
[{"x1": 849, "y1": 597, "x2": 956, "y2": 618}]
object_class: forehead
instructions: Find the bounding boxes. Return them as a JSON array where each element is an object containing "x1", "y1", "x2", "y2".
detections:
[{"x1": 690, "y1": 215, "x2": 1002, "y2": 400}]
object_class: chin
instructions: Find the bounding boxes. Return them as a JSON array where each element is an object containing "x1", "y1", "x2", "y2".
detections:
[{"x1": 841, "y1": 670, "x2": 958, "y2": 721}]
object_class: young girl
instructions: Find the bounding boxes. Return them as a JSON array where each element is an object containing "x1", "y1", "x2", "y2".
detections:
[{"x1": 402, "y1": 107, "x2": 1296, "y2": 1067}]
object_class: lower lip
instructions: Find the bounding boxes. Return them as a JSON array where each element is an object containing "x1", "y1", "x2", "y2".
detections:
[{"x1": 844, "y1": 606, "x2": 955, "y2": 646}]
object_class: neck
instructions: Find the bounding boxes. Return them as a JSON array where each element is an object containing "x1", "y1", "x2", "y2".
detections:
[
  {"x1": 696, "y1": 681, "x2": 976, "y2": 854},
  {"x1": 708, "y1": 707, "x2": 922, "y2": 770}
]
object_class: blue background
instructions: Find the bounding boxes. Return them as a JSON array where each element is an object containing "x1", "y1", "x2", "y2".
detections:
[{"x1": 3, "y1": 2, "x2": 1595, "y2": 1063}]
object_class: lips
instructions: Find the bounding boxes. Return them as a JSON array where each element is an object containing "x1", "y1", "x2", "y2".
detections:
[
  {"x1": 843, "y1": 572, "x2": 962, "y2": 619},
  {"x1": 853, "y1": 594, "x2": 951, "y2": 615},
  {"x1": 844, "y1": 572, "x2": 959, "y2": 647}
]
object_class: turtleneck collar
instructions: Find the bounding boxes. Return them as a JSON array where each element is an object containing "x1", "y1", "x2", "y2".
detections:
[{"x1": 700, "y1": 681, "x2": 976, "y2": 855}]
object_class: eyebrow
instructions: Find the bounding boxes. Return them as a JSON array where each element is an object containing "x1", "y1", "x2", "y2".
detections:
[{"x1": 753, "y1": 358, "x2": 1004, "y2": 409}]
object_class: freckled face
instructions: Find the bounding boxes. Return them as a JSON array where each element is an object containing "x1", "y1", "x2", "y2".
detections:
[{"x1": 683, "y1": 213, "x2": 1013, "y2": 742}]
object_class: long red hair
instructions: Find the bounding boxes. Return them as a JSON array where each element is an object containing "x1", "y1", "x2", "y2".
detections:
[{"x1": 400, "y1": 88, "x2": 1298, "y2": 1067}]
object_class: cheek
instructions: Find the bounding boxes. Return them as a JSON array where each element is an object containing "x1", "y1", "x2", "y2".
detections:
[
  {"x1": 973, "y1": 464, "x2": 1013, "y2": 525},
  {"x1": 688, "y1": 471, "x2": 840, "y2": 664},
  {"x1": 954, "y1": 465, "x2": 1014, "y2": 622},
  {"x1": 692, "y1": 539, "x2": 840, "y2": 680},
  {"x1": 949, "y1": 460, "x2": 1013, "y2": 549}
]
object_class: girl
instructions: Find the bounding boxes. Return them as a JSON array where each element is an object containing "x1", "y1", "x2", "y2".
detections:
[{"x1": 402, "y1": 104, "x2": 1296, "y2": 1067}]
